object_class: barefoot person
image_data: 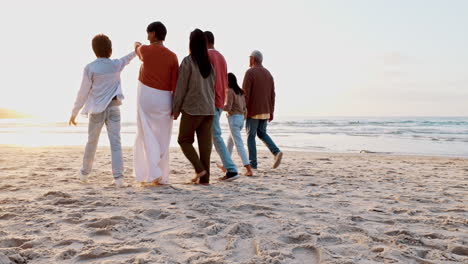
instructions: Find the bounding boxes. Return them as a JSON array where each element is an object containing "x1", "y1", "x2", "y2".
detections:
[
  {"x1": 69, "y1": 34, "x2": 137, "y2": 187},
  {"x1": 224, "y1": 73, "x2": 253, "y2": 176},
  {"x1": 243, "y1": 50, "x2": 283, "y2": 169},
  {"x1": 134, "y1": 21, "x2": 179, "y2": 186},
  {"x1": 173, "y1": 29, "x2": 216, "y2": 185},
  {"x1": 204, "y1": 31, "x2": 239, "y2": 181}
]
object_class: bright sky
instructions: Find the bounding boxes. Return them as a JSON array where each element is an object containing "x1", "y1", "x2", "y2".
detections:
[{"x1": 1, "y1": 0, "x2": 467, "y2": 121}]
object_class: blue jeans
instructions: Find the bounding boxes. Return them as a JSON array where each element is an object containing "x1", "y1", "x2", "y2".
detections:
[
  {"x1": 212, "y1": 108, "x2": 237, "y2": 173},
  {"x1": 81, "y1": 105, "x2": 124, "y2": 179},
  {"x1": 227, "y1": 114, "x2": 249, "y2": 166},
  {"x1": 245, "y1": 118, "x2": 280, "y2": 169}
]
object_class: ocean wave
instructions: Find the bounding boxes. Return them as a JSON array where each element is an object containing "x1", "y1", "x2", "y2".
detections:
[
  {"x1": 271, "y1": 119, "x2": 468, "y2": 128},
  {"x1": 1, "y1": 117, "x2": 467, "y2": 144}
]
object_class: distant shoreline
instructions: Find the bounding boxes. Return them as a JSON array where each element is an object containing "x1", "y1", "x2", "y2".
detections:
[
  {"x1": 1, "y1": 145, "x2": 467, "y2": 160},
  {"x1": 1, "y1": 116, "x2": 467, "y2": 157}
]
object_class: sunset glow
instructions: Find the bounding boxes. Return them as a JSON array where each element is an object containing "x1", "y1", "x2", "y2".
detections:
[{"x1": 1, "y1": 0, "x2": 467, "y2": 121}]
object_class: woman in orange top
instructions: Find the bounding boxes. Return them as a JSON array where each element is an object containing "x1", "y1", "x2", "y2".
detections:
[{"x1": 134, "y1": 21, "x2": 179, "y2": 186}]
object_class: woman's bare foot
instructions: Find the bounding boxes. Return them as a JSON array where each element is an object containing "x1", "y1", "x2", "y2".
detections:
[
  {"x1": 191, "y1": 170, "x2": 207, "y2": 183},
  {"x1": 244, "y1": 164, "x2": 254, "y2": 176},
  {"x1": 216, "y1": 163, "x2": 227, "y2": 173},
  {"x1": 150, "y1": 179, "x2": 166, "y2": 186}
]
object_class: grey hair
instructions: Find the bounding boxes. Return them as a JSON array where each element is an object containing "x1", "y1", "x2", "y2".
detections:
[{"x1": 250, "y1": 50, "x2": 263, "y2": 63}]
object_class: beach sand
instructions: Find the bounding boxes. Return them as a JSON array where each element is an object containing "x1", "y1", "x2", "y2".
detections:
[{"x1": 0, "y1": 146, "x2": 467, "y2": 263}]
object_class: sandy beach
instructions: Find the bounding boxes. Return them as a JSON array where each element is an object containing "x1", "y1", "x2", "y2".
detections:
[{"x1": 0, "y1": 146, "x2": 467, "y2": 263}]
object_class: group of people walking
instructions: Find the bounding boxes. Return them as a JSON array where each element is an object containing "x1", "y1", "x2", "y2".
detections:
[{"x1": 69, "y1": 21, "x2": 283, "y2": 187}]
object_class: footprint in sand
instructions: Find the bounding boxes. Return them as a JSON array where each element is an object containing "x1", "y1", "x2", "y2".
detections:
[
  {"x1": 279, "y1": 233, "x2": 313, "y2": 244},
  {"x1": 90, "y1": 201, "x2": 112, "y2": 207},
  {"x1": 317, "y1": 235, "x2": 342, "y2": 245},
  {"x1": 53, "y1": 198, "x2": 80, "y2": 205},
  {"x1": 0, "y1": 185, "x2": 14, "y2": 191},
  {"x1": 227, "y1": 222, "x2": 255, "y2": 238},
  {"x1": 0, "y1": 238, "x2": 31, "y2": 248},
  {"x1": 43, "y1": 191, "x2": 71, "y2": 198},
  {"x1": 86, "y1": 218, "x2": 120, "y2": 228},
  {"x1": 350, "y1": 216, "x2": 367, "y2": 222},
  {"x1": 90, "y1": 230, "x2": 112, "y2": 237},
  {"x1": 0, "y1": 213, "x2": 17, "y2": 220},
  {"x1": 66, "y1": 212, "x2": 83, "y2": 218},
  {"x1": 55, "y1": 249, "x2": 77, "y2": 260},
  {"x1": 205, "y1": 223, "x2": 226, "y2": 236},
  {"x1": 336, "y1": 224, "x2": 366, "y2": 234},
  {"x1": 142, "y1": 209, "x2": 169, "y2": 220},
  {"x1": 450, "y1": 245, "x2": 468, "y2": 256},
  {"x1": 53, "y1": 167, "x2": 69, "y2": 171},
  {"x1": 75, "y1": 247, "x2": 149, "y2": 261},
  {"x1": 53, "y1": 239, "x2": 86, "y2": 247},
  {"x1": 290, "y1": 245, "x2": 321, "y2": 264},
  {"x1": 233, "y1": 204, "x2": 273, "y2": 212}
]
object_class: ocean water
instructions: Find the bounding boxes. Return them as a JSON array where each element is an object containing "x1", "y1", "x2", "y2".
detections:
[{"x1": 1, "y1": 116, "x2": 467, "y2": 157}]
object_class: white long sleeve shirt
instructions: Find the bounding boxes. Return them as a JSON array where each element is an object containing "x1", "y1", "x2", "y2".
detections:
[{"x1": 72, "y1": 51, "x2": 136, "y2": 117}]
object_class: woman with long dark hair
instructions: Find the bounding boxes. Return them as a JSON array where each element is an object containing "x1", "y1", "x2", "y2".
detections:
[
  {"x1": 223, "y1": 73, "x2": 253, "y2": 176},
  {"x1": 172, "y1": 29, "x2": 216, "y2": 185}
]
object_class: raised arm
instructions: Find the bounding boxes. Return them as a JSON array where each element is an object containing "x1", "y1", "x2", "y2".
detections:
[
  {"x1": 70, "y1": 66, "x2": 92, "y2": 125},
  {"x1": 117, "y1": 50, "x2": 137, "y2": 71},
  {"x1": 172, "y1": 57, "x2": 191, "y2": 119},
  {"x1": 135, "y1": 42, "x2": 144, "y2": 61}
]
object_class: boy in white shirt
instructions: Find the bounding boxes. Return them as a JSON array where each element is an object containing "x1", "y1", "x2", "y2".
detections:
[{"x1": 69, "y1": 34, "x2": 137, "y2": 187}]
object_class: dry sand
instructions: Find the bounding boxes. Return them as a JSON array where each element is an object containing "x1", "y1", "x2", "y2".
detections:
[{"x1": 0, "y1": 146, "x2": 467, "y2": 264}]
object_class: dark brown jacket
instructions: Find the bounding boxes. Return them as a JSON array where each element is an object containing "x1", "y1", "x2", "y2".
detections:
[{"x1": 242, "y1": 65, "x2": 275, "y2": 118}]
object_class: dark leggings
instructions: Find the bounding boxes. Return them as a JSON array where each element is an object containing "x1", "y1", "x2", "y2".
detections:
[{"x1": 178, "y1": 112, "x2": 214, "y2": 183}]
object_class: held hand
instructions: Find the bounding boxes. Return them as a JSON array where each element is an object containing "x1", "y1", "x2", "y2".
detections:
[
  {"x1": 69, "y1": 115, "x2": 77, "y2": 126},
  {"x1": 134, "y1": 42, "x2": 142, "y2": 53},
  {"x1": 268, "y1": 114, "x2": 274, "y2": 123},
  {"x1": 173, "y1": 112, "x2": 180, "y2": 120}
]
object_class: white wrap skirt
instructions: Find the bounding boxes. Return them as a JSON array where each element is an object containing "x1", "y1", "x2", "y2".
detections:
[{"x1": 134, "y1": 81, "x2": 173, "y2": 184}]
